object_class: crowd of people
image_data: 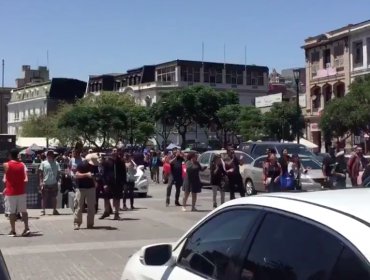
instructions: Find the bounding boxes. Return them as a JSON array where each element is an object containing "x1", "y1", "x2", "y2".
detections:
[{"x1": 3, "y1": 142, "x2": 369, "y2": 236}]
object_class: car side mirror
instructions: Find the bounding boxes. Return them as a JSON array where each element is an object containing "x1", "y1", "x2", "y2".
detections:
[{"x1": 140, "y1": 244, "x2": 173, "y2": 266}]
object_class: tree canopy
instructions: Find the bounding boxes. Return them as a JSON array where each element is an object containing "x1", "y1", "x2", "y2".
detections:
[{"x1": 320, "y1": 75, "x2": 370, "y2": 140}]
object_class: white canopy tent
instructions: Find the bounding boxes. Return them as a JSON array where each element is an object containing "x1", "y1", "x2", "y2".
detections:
[{"x1": 293, "y1": 138, "x2": 318, "y2": 149}]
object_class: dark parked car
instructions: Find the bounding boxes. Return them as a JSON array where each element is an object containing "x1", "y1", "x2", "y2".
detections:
[{"x1": 239, "y1": 141, "x2": 319, "y2": 160}]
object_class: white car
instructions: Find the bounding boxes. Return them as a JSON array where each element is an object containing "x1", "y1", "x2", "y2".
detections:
[
  {"x1": 121, "y1": 189, "x2": 370, "y2": 279},
  {"x1": 134, "y1": 165, "x2": 149, "y2": 198}
]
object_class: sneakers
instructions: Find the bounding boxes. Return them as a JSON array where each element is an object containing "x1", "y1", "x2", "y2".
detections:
[
  {"x1": 213, "y1": 203, "x2": 217, "y2": 208},
  {"x1": 8, "y1": 231, "x2": 16, "y2": 237},
  {"x1": 21, "y1": 229, "x2": 31, "y2": 237},
  {"x1": 175, "y1": 201, "x2": 182, "y2": 206},
  {"x1": 99, "y1": 212, "x2": 110, "y2": 220},
  {"x1": 53, "y1": 209, "x2": 60, "y2": 215},
  {"x1": 182, "y1": 206, "x2": 187, "y2": 212},
  {"x1": 191, "y1": 207, "x2": 198, "y2": 212},
  {"x1": 74, "y1": 224, "x2": 80, "y2": 231},
  {"x1": 40, "y1": 210, "x2": 46, "y2": 216}
]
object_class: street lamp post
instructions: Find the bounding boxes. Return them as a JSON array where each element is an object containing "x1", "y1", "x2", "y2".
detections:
[{"x1": 293, "y1": 69, "x2": 301, "y2": 144}]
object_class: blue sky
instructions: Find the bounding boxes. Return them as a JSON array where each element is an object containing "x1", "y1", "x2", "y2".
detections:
[{"x1": 1, "y1": 0, "x2": 369, "y2": 87}]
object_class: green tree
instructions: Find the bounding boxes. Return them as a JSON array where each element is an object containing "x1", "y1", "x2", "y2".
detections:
[
  {"x1": 216, "y1": 104, "x2": 242, "y2": 147},
  {"x1": 153, "y1": 88, "x2": 197, "y2": 148},
  {"x1": 58, "y1": 93, "x2": 129, "y2": 149},
  {"x1": 320, "y1": 75, "x2": 370, "y2": 141},
  {"x1": 264, "y1": 102, "x2": 305, "y2": 141},
  {"x1": 239, "y1": 106, "x2": 265, "y2": 141},
  {"x1": 21, "y1": 115, "x2": 52, "y2": 137}
]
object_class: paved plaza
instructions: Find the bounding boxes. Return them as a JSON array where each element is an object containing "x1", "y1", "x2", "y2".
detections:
[{"x1": 0, "y1": 183, "x2": 216, "y2": 280}]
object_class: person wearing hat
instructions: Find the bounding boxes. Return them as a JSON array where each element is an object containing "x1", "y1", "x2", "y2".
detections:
[
  {"x1": 73, "y1": 153, "x2": 100, "y2": 230},
  {"x1": 39, "y1": 150, "x2": 61, "y2": 216}
]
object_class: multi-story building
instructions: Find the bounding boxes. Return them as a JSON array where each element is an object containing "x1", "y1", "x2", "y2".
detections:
[
  {"x1": 86, "y1": 73, "x2": 123, "y2": 95},
  {"x1": 87, "y1": 59, "x2": 269, "y2": 106},
  {"x1": 0, "y1": 87, "x2": 13, "y2": 134},
  {"x1": 16, "y1": 65, "x2": 50, "y2": 88},
  {"x1": 303, "y1": 20, "x2": 370, "y2": 151},
  {"x1": 350, "y1": 21, "x2": 370, "y2": 80},
  {"x1": 7, "y1": 78, "x2": 86, "y2": 135},
  {"x1": 87, "y1": 59, "x2": 268, "y2": 145},
  {"x1": 303, "y1": 25, "x2": 351, "y2": 150}
]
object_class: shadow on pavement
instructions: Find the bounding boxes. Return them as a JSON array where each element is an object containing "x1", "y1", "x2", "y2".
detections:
[
  {"x1": 22, "y1": 231, "x2": 44, "y2": 237},
  {"x1": 83, "y1": 226, "x2": 118, "y2": 230},
  {"x1": 120, "y1": 218, "x2": 140, "y2": 221}
]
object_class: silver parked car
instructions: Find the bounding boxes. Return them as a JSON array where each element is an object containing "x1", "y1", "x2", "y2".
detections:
[
  {"x1": 243, "y1": 155, "x2": 324, "y2": 195},
  {"x1": 198, "y1": 150, "x2": 254, "y2": 185}
]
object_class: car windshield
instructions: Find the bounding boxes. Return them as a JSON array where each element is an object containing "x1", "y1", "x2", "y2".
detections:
[
  {"x1": 300, "y1": 158, "x2": 321, "y2": 170},
  {"x1": 284, "y1": 146, "x2": 315, "y2": 157}
]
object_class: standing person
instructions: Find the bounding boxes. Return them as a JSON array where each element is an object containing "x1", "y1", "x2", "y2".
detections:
[
  {"x1": 39, "y1": 151, "x2": 61, "y2": 216},
  {"x1": 226, "y1": 148, "x2": 245, "y2": 200},
  {"x1": 263, "y1": 151, "x2": 282, "y2": 192},
  {"x1": 60, "y1": 162, "x2": 74, "y2": 208},
  {"x1": 73, "y1": 153, "x2": 100, "y2": 230},
  {"x1": 100, "y1": 149, "x2": 126, "y2": 219},
  {"x1": 3, "y1": 149, "x2": 30, "y2": 237},
  {"x1": 210, "y1": 155, "x2": 226, "y2": 208},
  {"x1": 333, "y1": 151, "x2": 347, "y2": 189},
  {"x1": 150, "y1": 152, "x2": 161, "y2": 183},
  {"x1": 348, "y1": 146, "x2": 368, "y2": 187},
  {"x1": 287, "y1": 154, "x2": 302, "y2": 190},
  {"x1": 166, "y1": 150, "x2": 184, "y2": 207},
  {"x1": 123, "y1": 154, "x2": 137, "y2": 210},
  {"x1": 279, "y1": 148, "x2": 290, "y2": 175},
  {"x1": 162, "y1": 155, "x2": 171, "y2": 184},
  {"x1": 322, "y1": 148, "x2": 337, "y2": 188},
  {"x1": 182, "y1": 153, "x2": 205, "y2": 212}
]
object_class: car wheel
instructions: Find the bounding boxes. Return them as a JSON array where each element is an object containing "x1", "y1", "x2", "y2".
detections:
[
  {"x1": 245, "y1": 179, "x2": 256, "y2": 196},
  {"x1": 138, "y1": 193, "x2": 147, "y2": 198}
]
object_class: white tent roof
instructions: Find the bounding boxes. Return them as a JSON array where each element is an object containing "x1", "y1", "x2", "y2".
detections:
[
  {"x1": 17, "y1": 137, "x2": 59, "y2": 148},
  {"x1": 293, "y1": 138, "x2": 318, "y2": 149}
]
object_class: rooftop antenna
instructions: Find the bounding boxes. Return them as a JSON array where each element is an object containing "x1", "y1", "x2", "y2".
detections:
[
  {"x1": 1, "y1": 59, "x2": 4, "y2": 88},
  {"x1": 47, "y1": 50, "x2": 49, "y2": 70},
  {"x1": 202, "y1": 42, "x2": 204, "y2": 65},
  {"x1": 244, "y1": 45, "x2": 247, "y2": 71},
  {"x1": 223, "y1": 44, "x2": 226, "y2": 68}
]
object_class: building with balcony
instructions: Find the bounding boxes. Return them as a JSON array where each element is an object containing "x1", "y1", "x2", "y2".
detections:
[
  {"x1": 0, "y1": 87, "x2": 13, "y2": 134},
  {"x1": 16, "y1": 65, "x2": 50, "y2": 88},
  {"x1": 350, "y1": 21, "x2": 370, "y2": 80},
  {"x1": 87, "y1": 59, "x2": 269, "y2": 106},
  {"x1": 86, "y1": 59, "x2": 269, "y2": 146},
  {"x1": 7, "y1": 78, "x2": 86, "y2": 135},
  {"x1": 303, "y1": 20, "x2": 370, "y2": 151}
]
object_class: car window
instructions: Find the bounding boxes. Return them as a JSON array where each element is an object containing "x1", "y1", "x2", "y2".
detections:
[
  {"x1": 301, "y1": 158, "x2": 322, "y2": 169},
  {"x1": 179, "y1": 209, "x2": 260, "y2": 280},
  {"x1": 253, "y1": 157, "x2": 266, "y2": 168},
  {"x1": 329, "y1": 246, "x2": 370, "y2": 280},
  {"x1": 285, "y1": 145, "x2": 315, "y2": 157},
  {"x1": 199, "y1": 153, "x2": 211, "y2": 165},
  {"x1": 241, "y1": 213, "x2": 343, "y2": 280},
  {"x1": 252, "y1": 145, "x2": 269, "y2": 158},
  {"x1": 236, "y1": 152, "x2": 253, "y2": 165}
]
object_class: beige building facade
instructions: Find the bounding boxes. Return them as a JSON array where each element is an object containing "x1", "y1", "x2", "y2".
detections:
[{"x1": 303, "y1": 20, "x2": 370, "y2": 151}]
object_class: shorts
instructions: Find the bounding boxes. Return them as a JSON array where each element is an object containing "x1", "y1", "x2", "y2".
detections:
[
  {"x1": 4, "y1": 194, "x2": 27, "y2": 214},
  {"x1": 42, "y1": 184, "x2": 58, "y2": 199}
]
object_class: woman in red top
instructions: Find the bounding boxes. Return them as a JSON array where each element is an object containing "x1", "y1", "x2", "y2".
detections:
[{"x1": 3, "y1": 149, "x2": 30, "y2": 237}]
